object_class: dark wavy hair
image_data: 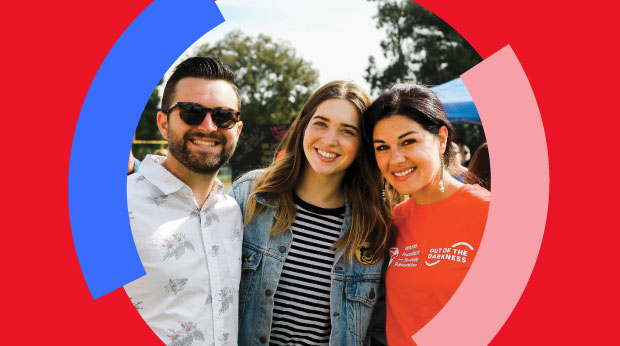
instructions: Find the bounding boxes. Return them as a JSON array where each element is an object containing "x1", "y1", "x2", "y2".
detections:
[
  {"x1": 363, "y1": 84, "x2": 458, "y2": 171},
  {"x1": 245, "y1": 81, "x2": 392, "y2": 263}
]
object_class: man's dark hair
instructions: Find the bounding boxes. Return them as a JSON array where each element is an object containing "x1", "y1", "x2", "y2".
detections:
[{"x1": 161, "y1": 56, "x2": 240, "y2": 112}]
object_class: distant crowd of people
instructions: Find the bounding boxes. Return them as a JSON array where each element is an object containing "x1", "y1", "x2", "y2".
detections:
[{"x1": 125, "y1": 56, "x2": 491, "y2": 345}]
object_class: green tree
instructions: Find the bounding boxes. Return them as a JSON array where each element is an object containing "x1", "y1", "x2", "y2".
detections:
[
  {"x1": 194, "y1": 30, "x2": 319, "y2": 127},
  {"x1": 365, "y1": 0, "x2": 482, "y2": 93},
  {"x1": 132, "y1": 79, "x2": 164, "y2": 161}
]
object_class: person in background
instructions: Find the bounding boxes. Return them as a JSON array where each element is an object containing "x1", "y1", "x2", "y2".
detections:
[
  {"x1": 128, "y1": 150, "x2": 140, "y2": 175},
  {"x1": 364, "y1": 84, "x2": 490, "y2": 345},
  {"x1": 124, "y1": 56, "x2": 244, "y2": 346},
  {"x1": 275, "y1": 114, "x2": 297, "y2": 160},
  {"x1": 451, "y1": 142, "x2": 468, "y2": 182},
  {"x1": 230, "y1": 81, "x2": 391, "y2": 345},
  {"x1": 153, "y1": 148, "x2": 168, "y2": 157},
  {"x1": 460, "y1": 143, "x2": 471, "y2": 167},
  {"x1": 464, "y1": 142, "x2": 490, "y2": 191},
  {"x1": 452, "y1": 142, "x2": 463, "y2": 165}
]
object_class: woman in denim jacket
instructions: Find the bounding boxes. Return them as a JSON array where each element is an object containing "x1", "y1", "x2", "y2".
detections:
[{"x1": 229, "y1": 81, "x2": 391, "y2": 345}]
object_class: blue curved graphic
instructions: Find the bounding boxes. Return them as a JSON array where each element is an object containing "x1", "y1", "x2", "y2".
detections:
[{"x1": 68, "y1": 0, "x2": 224, "y2": 299}]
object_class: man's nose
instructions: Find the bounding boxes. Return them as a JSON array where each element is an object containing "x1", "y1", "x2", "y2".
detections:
[{"x1": 197, "y1": 112, "x2": 218, "y2": 132}]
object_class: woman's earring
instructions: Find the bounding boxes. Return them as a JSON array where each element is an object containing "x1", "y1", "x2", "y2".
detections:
[
  {"x1": 439, "y1": 155, "x2": 445, "y2": 193},
  {"x1": 382, "y1": 179, "x2": 387, "y2": 202}
]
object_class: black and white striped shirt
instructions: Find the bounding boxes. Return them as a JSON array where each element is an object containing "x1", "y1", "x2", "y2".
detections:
[{"x1": 269, "y1": 194, "x2": 345, "y2": 346}]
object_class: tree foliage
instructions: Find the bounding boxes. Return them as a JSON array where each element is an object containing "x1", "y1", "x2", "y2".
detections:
[
  {"x1": 194, "y1": 30, "x2": 319, "y2": 127},
  {"x1": 365, "y1": 0, "x2": 482, "y2": 93},
  {"x1": 132, "y1": 79, "x2": 164, "y2": 160},
  {"x1": 132, "y1": 31, "x2": 319, "y2": 161}
]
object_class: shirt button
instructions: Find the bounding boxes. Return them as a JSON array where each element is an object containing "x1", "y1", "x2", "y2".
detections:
[
  {"x1": 265, "y1": 289, "x2": 273, "y2": 297},
  {"x1": 369, "y1": 291, "x2": 376, "y2": 299},
  {"x1": 278, "y1": 246, "x2": 286, "y2": 253},
  {"x1": 259, "y1": 336, "x2": 267, "y2": 343}
]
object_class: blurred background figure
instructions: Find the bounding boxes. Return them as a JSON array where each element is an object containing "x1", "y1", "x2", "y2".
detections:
[
  {"x1": 452, "y1": 142, "x2": 463, "y2": 164},
  {"x1": 128, "y1": 150, "x2": 140, "y2": 175},
  {"x1": 275, "y1": 114, "x2": 297, "y2": 160},
  {"x1": 153, "y1": 148, "x2": 168, "y2": 157},
  {"x1": 464, "y1": 142, "x2": 490, "y2": 191},
  {"x1": 451, "y1": 142, "x2": 468, "y2": 182},
  {"x1": 460, "y1": 143, "x2": 471, "y2": 167}
]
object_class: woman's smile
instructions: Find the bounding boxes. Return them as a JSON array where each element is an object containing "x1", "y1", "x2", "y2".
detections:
[
  {"x1": 315, "y1": 148, "x2": 340, "y2": 161},
  {"x1": 302, "y1": 98, "x2": 361, "y2": 178},
  {"x1": 392, "y1": 166, "x2": 416, "y2": 180}
]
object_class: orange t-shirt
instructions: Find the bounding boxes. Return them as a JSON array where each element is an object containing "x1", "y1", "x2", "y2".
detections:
[{"x1": 386, "y1": 184, "x2": 490, "y2": 345}]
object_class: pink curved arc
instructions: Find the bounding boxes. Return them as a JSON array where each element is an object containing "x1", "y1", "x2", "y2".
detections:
[{"x1": 413, "y1": 45, "x2": 549, "y2": 345}]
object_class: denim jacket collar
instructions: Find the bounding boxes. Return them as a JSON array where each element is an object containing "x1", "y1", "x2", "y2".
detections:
[
  {"x1": 252, "y1": 185, "x2": 353, "y2": 229},
  {"x1": 253, "y1": 186, "x2": 352, "y2": 277}
]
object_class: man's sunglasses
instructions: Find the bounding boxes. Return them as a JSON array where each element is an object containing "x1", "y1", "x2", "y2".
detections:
[{"x1": 166, "y1": 102, "x2": 241, "y2": 129}]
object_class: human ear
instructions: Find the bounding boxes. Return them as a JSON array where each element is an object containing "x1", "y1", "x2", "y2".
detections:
[
  {"x1": 437, "y1": 126, "x2": 448, "y2": 154},
  {"x1": 157, "y1": 111, "x2": 169, "y2": 140}
]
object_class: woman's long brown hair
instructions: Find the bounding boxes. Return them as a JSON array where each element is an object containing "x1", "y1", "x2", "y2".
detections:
[{"x1": 244, "y1": 81, "x2": 392, "y2": 263}]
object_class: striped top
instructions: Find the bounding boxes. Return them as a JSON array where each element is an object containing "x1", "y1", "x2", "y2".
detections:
[{"x1": 269, "y1": 194, "x2": 345, "y2": 346}]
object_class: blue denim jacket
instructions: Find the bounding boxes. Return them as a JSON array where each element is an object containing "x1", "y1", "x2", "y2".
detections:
[{"x1": 229, "y1": 170, "x2": 384, "y2": 346}]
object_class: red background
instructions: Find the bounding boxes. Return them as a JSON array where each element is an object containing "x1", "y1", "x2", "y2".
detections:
[{"x1": 2, "y1": 0, "x2": 616, "y2": 344}]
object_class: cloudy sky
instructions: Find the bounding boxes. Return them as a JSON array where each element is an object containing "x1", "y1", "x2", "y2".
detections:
[{"x1": 169, "y1": 0, "x2": 389, "y2": 92}]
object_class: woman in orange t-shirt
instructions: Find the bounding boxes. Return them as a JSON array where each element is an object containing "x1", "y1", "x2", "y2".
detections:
[{"x1": 364, "y1": 84, "x2": 490, "y2": 345}]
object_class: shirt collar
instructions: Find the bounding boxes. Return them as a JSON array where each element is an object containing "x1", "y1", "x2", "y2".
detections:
[
  {"x1": 211, "y1": 177, "x2": 224, "y2": 195},
  {"x1": 139, "y1": 155, "x2": 225, "y2": 197},
  {"x1": 139, "y1": 155, "x2": 186, "y2": 195}
]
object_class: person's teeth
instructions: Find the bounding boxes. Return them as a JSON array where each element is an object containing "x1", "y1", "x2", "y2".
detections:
[
  {"x1": 318, "y1": 149, "x2": 336, "y2": 158},
  {"x1": 394, "y1": 168, "x2": 414, "y2": 177},
  {"x1": 193, "y1": 139, "x2": 215, "y2": 146}
]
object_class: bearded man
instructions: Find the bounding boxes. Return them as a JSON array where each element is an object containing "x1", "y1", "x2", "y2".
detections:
[{"x1": 124, "y1": 57, "x2": 243, "y2": 346}]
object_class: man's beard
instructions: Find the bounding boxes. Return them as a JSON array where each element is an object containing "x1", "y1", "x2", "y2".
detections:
[{"x1": 167, "y1": 127, "x2": 236, "y2": 174}]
